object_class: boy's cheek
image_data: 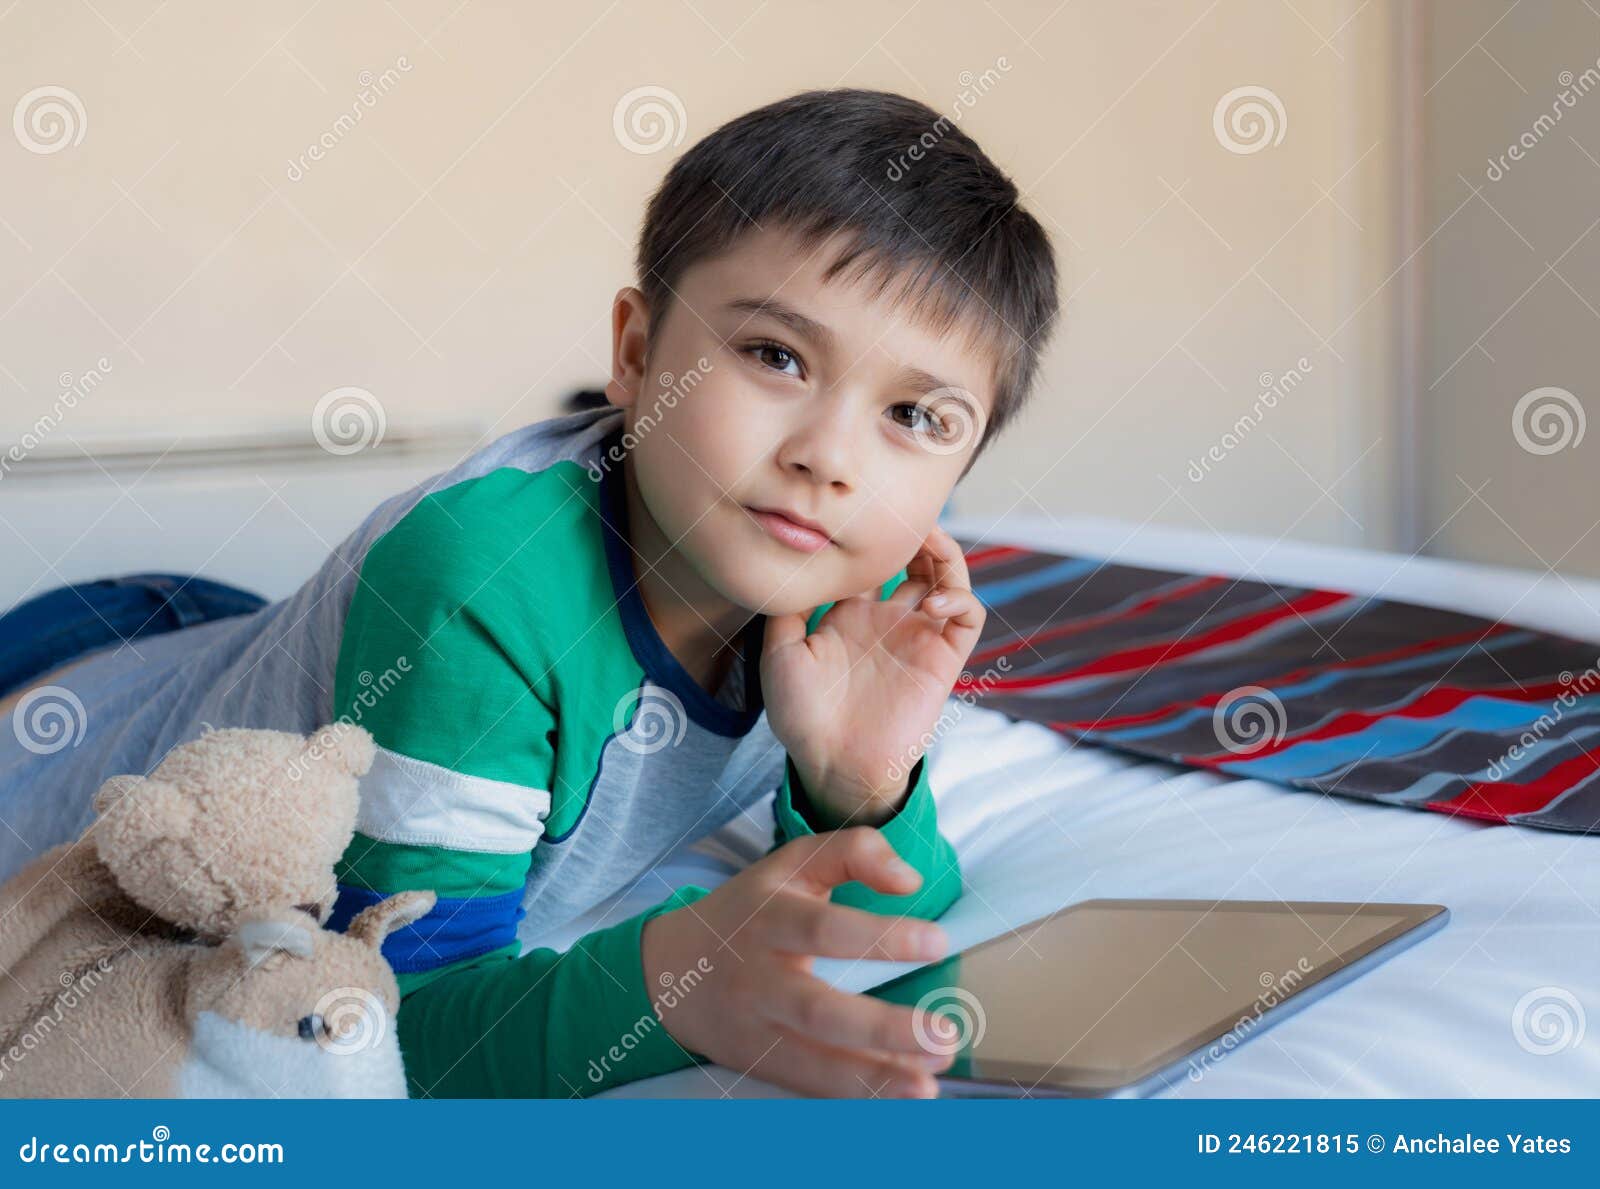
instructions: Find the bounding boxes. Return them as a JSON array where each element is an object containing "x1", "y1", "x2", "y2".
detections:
[
  {"x1": 659, "y1": 384, "x2": 769, "y2": 487},
  {"x1": 863, "y1": 490, "x2": 944, "y2": 573}
]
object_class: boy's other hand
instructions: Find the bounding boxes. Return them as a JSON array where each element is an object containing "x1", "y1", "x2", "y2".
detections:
[
  {"x1": 639, "y1": 828, "x2": 954, "y2": 1098},
  {"x1": 762, "y1": 524, "x2": 985, "y2": 826}
]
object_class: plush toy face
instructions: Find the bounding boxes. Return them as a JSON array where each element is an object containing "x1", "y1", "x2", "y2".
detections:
[
  {"x1": 178, "y1": 891, "x2": 433, "y2": 1099},
  {"x1": 90, "y1": 722, "x2": 376, "y2": 939}
]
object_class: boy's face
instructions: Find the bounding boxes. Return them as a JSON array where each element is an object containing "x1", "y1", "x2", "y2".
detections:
[{"x1": 606, "y1": 225, "x2": 996, "y2": 619}]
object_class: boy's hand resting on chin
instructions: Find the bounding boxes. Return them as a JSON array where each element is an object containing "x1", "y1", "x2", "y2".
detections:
[
  {"x1": 640, "y1": 827, "x2": 954, "y2": 1097},
  {"x1": 762, "y1": 525, "x2": 985, "y2": 826}
]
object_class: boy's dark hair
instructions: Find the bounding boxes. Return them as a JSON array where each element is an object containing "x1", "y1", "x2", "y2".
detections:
[{"x1": 635, "y1": 88, "x2": 1059, "y2": 457}]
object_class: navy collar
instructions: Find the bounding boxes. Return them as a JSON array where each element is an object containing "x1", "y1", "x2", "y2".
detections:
[{"x1": 594, "y1": 429, "x2": 766, "y2": 737}]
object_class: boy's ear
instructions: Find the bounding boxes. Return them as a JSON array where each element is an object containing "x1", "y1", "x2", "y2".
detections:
[{"x1": 605, "y1": 286, "x2": 651, "y2": 410}]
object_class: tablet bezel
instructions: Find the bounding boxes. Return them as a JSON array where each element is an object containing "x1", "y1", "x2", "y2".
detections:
[{"x1": 870, "y1": 898, "x2": 1449, "y2": 1098}]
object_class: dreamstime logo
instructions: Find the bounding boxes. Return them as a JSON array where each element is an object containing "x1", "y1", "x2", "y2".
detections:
[
  {"x1": 1186, "y1": 957, "x2": 1313, "y2": 1081},
  {"x1": 911, "y1": 387, "x2": 987, "y2": 457},
  {"x1": 885, "y1": 655, "x2": 1012, "y2": 785},
  {"x1": 585, "y1": 358, "x2": 712, "y2": 480},
  {"x1": 0, "y1": 357, "x2": 113, "y2": 481},
  {"x1": 586, "y1": 958, "x2": 713, "y2": 1084},
  {"x1": 1212, "y1": 86, "x2": 1286, "y2": 155},
  {"x1": 286, "y1": 663, "x2": 410, "y2": 782},
  {"x1": 1511, "y1": 985, "x2": 1586, "y2": 1056},
  {"x1": 913, "y1": 986, "x2": 986, "y2": 1056},
  {"x1": 285, "y1": 56, "x2": 413, "y2": 182},
  {"x1": 613, "y1": 686, "x2": 688, "y2": 755},
  {"x1": 12, "y1": 685, "x2": 87, "y2": 755},
  {"x1": 13, "y1": 86, "x2": 87, "y2": 154},
  {"x1": 1511, "y1": 387, "x2": 1585, "y2": 456},
  {"x1": 312, "y1": 386, "x2": 386, "y2": 455},
  {"x1": 1485, "y1": 660, "x2": 1600, "y2": 781},
  {"x1": 885, "y1": 57, "x2": 1012, "y2": 181},
  {"x1": 1211, "y1": 685, "x2": 1287, "y2": 755},
  {"x1": 311, "y1": 987, "x2": 388, "y2": 1056},
  {"x1": 1486, "y1": 60, "x2": 1600, "y2": 181},
  {"x1": 15, "y1": 1123, "x2": 282, "y2": 1165},
  {"x1": 0, "y1": 956, "x2": 114, "y2": 1084},
  {"x1": 1186, "y1": 357, "x2": 1312, "y2": 482},
  {"x1": 612, "y1": 86, "x2": 686, "y2": 155}
]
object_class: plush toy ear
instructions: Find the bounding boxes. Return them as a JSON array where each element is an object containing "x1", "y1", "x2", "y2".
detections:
[
  {"x1": 91, "y1": 773, "x2": 144, "y2": 817},
  {"x1": 346, "y1": 890, "x2": 436, "y2": 950},
  {"x1": 235, "y1": 909, "x2": 318, "y2": 967},
  {"x1": 92, "y1": 775, "x2": 195, "y2": 850},
  {"x1": 303, "y1": 721, "x2": 377, "y2": 779}
]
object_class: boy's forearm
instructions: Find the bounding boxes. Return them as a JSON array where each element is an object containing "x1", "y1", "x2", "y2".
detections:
[
  {"x1": 395, "y1": 887, "x2": 709, "y2": 1098},
  {"x1": 772, "y1": 754, "x2": 963, "y2": 921}
]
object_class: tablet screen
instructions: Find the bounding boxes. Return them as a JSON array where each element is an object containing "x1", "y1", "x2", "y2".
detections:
[{"x1": 870, "y1": 898, "x2": 1445, "y2": 1094}]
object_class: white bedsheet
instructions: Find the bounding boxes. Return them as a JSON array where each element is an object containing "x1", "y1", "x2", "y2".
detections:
[{"x1": 553, "y1": 516, "x2": 1600, "y2": 1098}]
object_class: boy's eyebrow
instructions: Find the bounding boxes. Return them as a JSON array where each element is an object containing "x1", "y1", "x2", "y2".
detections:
[
  {"x1": 724, "y1": 296, "x2": 836, "y2": 352},
  {"x1": 727, "y1": 295, "x2": 976, "y2": 405},
  {"x1": 894, "y1": 365, "x2": 970, "y2": 403}
]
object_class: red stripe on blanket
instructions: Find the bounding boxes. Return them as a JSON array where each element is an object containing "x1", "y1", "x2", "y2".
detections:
[
  {"x1": 968, "y1": 575, "x2": 1227, "y2": 666},
  {"x1": 1424, "y1": 744, "x2": 1600, "y2": 823},
  {"x1": 963, "y1": 545, "x2": 1028, "y2": 570},
  {"x1": 1057, "y1": 624, "x2": 1513, "y2": 732},
  {"x1": 980, "y1": 589, "x2": 1350, "y2": 691}
]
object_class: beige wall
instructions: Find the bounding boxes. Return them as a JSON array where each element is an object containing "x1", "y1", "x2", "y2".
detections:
[
  {"x1": 1419, "y1": 1, "x2": 1600, "y2": 579},
  {"x1": 1, "y1": 2, "x2": 1591, "y2": 577}
]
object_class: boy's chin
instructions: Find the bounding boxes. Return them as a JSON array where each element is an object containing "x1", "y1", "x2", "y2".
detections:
[
  {"x1": 708, "y1": 563, "x2": 839, "y2": 620},
  {"x1": 718, "y1": 564, "x2": 901, "y2": 621},
  {"x1": 727, "y1": 584, "x2": 829, "y2": 620}
]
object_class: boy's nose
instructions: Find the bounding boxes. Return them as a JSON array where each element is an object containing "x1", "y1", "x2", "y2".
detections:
[{"x1": 777, "y1": 415, "x2": 855, "y2": 492}]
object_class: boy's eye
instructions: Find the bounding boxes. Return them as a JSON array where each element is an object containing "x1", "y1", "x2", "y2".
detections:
[
  {"x1": 890, "y1": 402, "x2": 947, "y2": 439},
  {"x1": 748, "y1": 342, "x2": 802, "y2": 378}
]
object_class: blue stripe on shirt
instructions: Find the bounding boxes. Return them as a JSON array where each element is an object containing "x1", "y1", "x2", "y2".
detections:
[{"x1": 329, "y1": 883, "x2": 526, "y2": 974}]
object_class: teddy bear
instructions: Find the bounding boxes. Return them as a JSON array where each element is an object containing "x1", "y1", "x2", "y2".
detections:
[{"x1": 0, "y1": 720, "x2": 431, "y2": 1098}]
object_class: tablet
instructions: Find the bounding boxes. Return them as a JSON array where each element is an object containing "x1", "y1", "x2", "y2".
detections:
[{"x1": 870, "y1": 898, "x2": 1448, "y2": 1097}]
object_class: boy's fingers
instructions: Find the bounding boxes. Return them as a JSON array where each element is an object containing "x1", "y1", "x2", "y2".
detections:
[
  {"x1": 920, "y1": 586, "x2": 983, "y2": 627},
  {"x1": 938, "y1": 527, "x2": 974, "y2": 591},
  {"x1": 897, "y1": 530, "x2": 974, "y2": 611},
  {"x1": 927, "y1": 528, "x2": 960, "y2": 594},
  {"x1": 751, "y1": 1027, "x2": 941, "y2": 1099},
  {"x1": 914, "y1": 527, "x2": 960, "y2": 594},
  {"x1": 765, "y1": 828, "x2": 923, "y2": 897},
  {"x1": 762, "y1": 609, "x2": 810, "y2": 652},
  {"x1": 761, "y1": 978, "x2": 941, "y2": 1057},
  {"x1": 895, "y1": 531, "x2": 949, "y2": 599},
  {"x1": 904, "y1": 537, "x2": 937, "y2": 586},
  {"x1": 756, "y1": 894, "x2": 948, "y2": 962},
  {"x1": 887, "y1": 576, "x2": 931, "y2": 606},
  {"x1": 922, "y1": 589, "x2": 986, "y2": 652}
]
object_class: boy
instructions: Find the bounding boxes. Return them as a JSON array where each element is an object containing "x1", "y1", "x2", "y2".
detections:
[{"x1": 0, "y1": 88, "x2": 1058, "y2": 1098}]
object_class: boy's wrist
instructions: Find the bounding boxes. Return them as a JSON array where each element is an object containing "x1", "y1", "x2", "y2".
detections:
[
  {"x1": 637, "y1": 889, "x2": 718, "y2": 1064},
  {"x1": 788, "y1": 754, "x2": 913, "y2": 829}
]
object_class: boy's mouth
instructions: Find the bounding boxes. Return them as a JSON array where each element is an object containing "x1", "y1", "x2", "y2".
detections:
[{"x1": 743, "y1": 505, "x2": 833, "y2": 553}]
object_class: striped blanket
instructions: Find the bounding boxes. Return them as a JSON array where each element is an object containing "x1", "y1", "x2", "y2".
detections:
[{"x1": 954, "y1": 541, "x2": 1600, "y2": 834}]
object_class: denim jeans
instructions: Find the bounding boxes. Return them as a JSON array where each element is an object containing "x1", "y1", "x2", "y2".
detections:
[{"x1": 0, "y1": 574, "x2": 267, "y2": 699}]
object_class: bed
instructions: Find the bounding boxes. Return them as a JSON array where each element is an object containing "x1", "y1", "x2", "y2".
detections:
[{"x1": 531, "y1": 513, "x2": 1600, "y2": 1098}]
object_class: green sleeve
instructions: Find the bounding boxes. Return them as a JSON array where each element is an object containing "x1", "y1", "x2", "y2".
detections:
[
  {"x1": 770, "y1": 753, "x2": 962, "y2": 920},
  {"x1": 397, "y1": 886, "x2": 711, "y2": 1098}
]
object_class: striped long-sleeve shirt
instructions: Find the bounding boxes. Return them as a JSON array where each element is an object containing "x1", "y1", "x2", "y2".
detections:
[{"x1": 324, "y1": 411, "x2": 961, "y2": 1097}]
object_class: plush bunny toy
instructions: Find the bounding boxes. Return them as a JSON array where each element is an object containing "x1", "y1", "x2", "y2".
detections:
[{"x1": 0, "y1": 721, "x2": 430, "y2": 1098}]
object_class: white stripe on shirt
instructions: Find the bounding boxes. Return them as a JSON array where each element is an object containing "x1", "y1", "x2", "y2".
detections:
[{"x1": 356, "y1": 745, "x2": 551, "y2": 853}]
